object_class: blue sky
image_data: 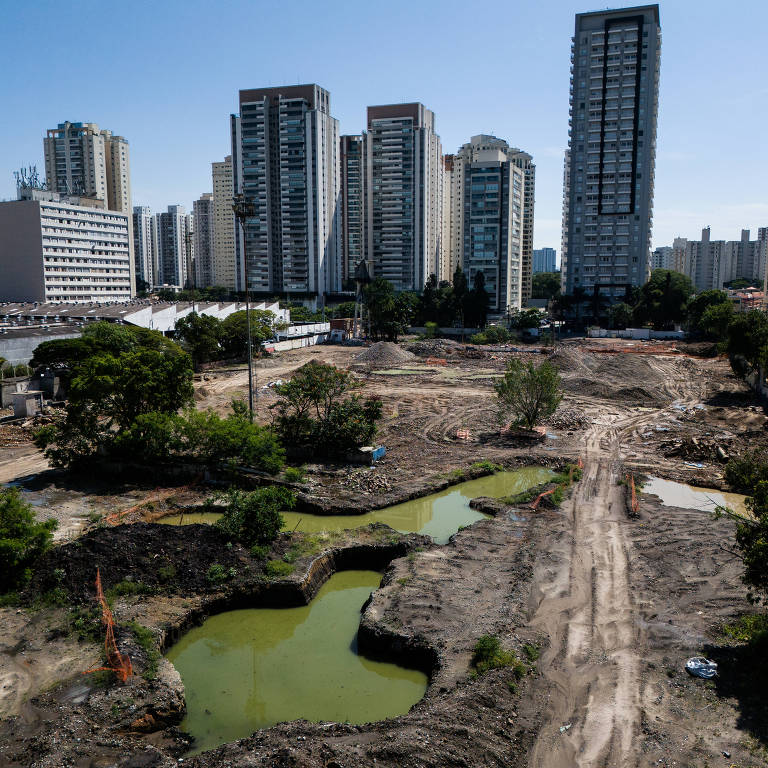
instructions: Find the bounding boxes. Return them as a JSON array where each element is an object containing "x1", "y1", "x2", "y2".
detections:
[{"x1": 1, "y1": 0, "x2": 766, "y2": 257}]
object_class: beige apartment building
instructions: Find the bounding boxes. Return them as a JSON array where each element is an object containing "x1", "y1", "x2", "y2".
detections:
[{"x1": 212, "y1": 156, "x2": 236, "y2": 289}]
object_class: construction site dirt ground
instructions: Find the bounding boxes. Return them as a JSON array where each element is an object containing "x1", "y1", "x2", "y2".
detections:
[{"x1": 1, "y1": 338, "x2": 767, "y2": 768}]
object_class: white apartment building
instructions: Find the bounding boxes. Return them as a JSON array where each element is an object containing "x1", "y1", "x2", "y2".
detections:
[
  {"x1": 212, "y1": 156, "x2": 236, "y2": 289},
  {"x1": 44, "y1": 121, "x2": 132, "y2": 215},
  {"x1": 364, "y1": 103, "x2": 443, "y2": 292},
  {"x1": 231, "y1": 84, "x2": 341, "y2": 296},
  {"x1": 679, "y1": 227, "x2": 768, "y2": 292},
  {"x1": 444, "y1": 135, "x2": 527, "y2": 312},
  {"x1": 561, "y1": 5, "x2": 661, "y2": 299},
  {"x1": 0, "y1": 189, "x2": 132, "y2": 303},
  {"x1": 132, "y1": 206, "x2": 155, "y2": 289},
  {"x1": 193, "y1": 193, "x2": 214, "y2": 288}
]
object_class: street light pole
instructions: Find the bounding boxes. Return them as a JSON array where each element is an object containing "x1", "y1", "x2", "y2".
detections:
[{"x1": 232, "y1": 193, "x2": 256, "y2": 422}]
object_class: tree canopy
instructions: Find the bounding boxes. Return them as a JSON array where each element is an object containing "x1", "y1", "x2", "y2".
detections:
[
  {"x1": 364, "y1": 278, "x2": 418, "y2": 341},
  {"x1": 0, "y1": 487, "x2": 57, "y2": 590},
  {"x1": 531, "y1": 272, "x2": 562, "y2": 300},
  {"x1": 270, "y1": 361, "x2": 383, "y2": 457},
  {"x1": 632, "y1": 269, "x2": 694, "y2": 330},
  {"x1": 495, "y1": 359, "x2": 562, "y2": 431}
]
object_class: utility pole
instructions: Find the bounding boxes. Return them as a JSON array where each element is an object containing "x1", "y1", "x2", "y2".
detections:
[{"x1": 232, "y1": 193, "x2": 256, "y2": 422}]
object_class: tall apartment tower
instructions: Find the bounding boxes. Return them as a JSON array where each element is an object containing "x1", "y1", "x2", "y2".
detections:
[
  {"x1": 212, "y1": 156, "x2": 236, "y2": 289},
  {"x1": 155, "y1": 205, "x2": 190, "y2": 288},
  {"x1": 561, "y1": 5, "x2": 661, "y2": 300},
  {"x1": 44, "y1": 121, "x2": 132, "y2": 214},
  {"x1": 132, "y1": 206, "x2": 156, "y2": 288},
  {"x1": 511, "y1": 151, "x2": 536, "y2": 303},
  {"x1": 193, "y1": 193, "x2": 214, "y2": 288},
  {"x1": 446, "y1": 135, "x2": 527, "y2": 313},
  {"x1": 340, "y1": 135, "x2": 365, "y2": 285},
  {"x1": 533, "y1": 247, "x2": 557, "y2": 273},
  {"x1": 231, "y1": 84, "x2": 341, "y2": 297},
  {"x1": 364, "y1": 103, "x2": 443, "y2": 292},
  {"x1": 440, "y1": 155, "x2": 456, "y2": 282}
]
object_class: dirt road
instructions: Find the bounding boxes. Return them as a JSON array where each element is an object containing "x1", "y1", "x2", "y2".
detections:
[{"x1": 527, "y1": 413, "x2": 640, "y2": 767}]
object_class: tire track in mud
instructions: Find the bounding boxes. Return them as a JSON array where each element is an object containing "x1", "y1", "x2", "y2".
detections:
[{"x1": 526, "y1": 359, "x2": 710, "y2": 768}]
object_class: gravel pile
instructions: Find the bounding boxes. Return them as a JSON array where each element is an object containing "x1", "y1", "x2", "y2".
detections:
[{"x1": 354, "y1": 342, "x2": 417, "y2": 366}]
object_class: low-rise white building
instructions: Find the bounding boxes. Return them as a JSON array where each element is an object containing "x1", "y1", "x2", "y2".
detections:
[{"x1": 0, "y1": 189, "x2": 133, "y2": 303}]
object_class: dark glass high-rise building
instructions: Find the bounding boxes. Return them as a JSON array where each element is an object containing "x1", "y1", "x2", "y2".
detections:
[{"x1": 561, "y1": 5, "x2": 661, "y2": 299}]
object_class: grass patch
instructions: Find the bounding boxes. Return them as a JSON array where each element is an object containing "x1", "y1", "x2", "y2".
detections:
[
  {"x1": 264, "y1": 560, "x2": 294, "y2": 578},
  {"x1": 105, "y1": 580, "x2": 154, "y2": 601},
  {"x1": 283, "y1": 534, "x2": 323, "y2": 563},
  {"x1": 157, "y1": 564, "x2": 176, "y2": 583},
  {"x1": 127, "y1": 621, "x2": 160, "y2": 681},
  {"x1": 447, "y1": 468, "x2": 466, "y2": 481},
  {"x1": 396, "y1": 576, "x2": 411, "y2": 586},
  {"x1": 470, "y1": 461, "x2": 503, "y2": 474},
  {"x1": 250, "y1": 544, "x2": 269, "y2": 561},
  {"x1": 500, "y1": 489, "x2": 537, "y2": 506},
  {"x1": 0, "y1": 592, "x2": 21, "y2": 607}
]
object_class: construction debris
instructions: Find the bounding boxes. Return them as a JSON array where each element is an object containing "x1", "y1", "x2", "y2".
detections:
[{"x1": 354, "y1": 342, "x2": 417, "y2": 366}]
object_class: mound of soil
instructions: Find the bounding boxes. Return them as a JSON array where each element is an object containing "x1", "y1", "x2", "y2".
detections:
[
  {"x1": 405, "y1": 339, "x2": 461, "y2": 358},
  {"x1": 354, "y1": 342, "x2": 417, "y2": 366}
]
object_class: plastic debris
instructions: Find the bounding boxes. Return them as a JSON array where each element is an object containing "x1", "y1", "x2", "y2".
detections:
[
  {"x1": 685, "y1": 656, "x2": 718, "y2": 679},
  {"x1": 559, "y1": 723, "x2": 572, "y2": 733}
]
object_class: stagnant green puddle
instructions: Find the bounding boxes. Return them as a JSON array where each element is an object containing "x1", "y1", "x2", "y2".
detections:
[
  {"x1": 166, "y1": 570, "x2": 427, "y2": 754},
  {"x1": 643, "y1": 476, "x2": 747, "y2": 515},
  {"x1": 282, "y1": 467, "x2": 553, "y2": 543},
  {"x1": 158, "y1": 467, "x2": 553, "y2": 544}
]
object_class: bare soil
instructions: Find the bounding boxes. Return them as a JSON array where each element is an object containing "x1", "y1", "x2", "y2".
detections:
[{"x1": 1, "y1": 339, "x2": 767, "y2": 768}]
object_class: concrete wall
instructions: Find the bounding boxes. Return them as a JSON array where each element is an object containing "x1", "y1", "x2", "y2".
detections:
[
  {"x1": 0, "y1": 330, "x2": 81, "y2": 365},
  {"x1": 0, "y1": 201, "x2": 45, "y2": 302}
]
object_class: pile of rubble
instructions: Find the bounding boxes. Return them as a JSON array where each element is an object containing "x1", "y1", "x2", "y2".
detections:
[
  {"x1": 340, "y1": 468, "x2": 393, "y2": 495},
  {"x1": 406, "y1": 339, "x2": 461, "y2": 358},
  {"x1": 354, "y1": 342, "x2": 417, "y2": 367},
  {"x1": 547, "y1": 407, "x2": 590, "y2": 431},
  {"x1": 656, "y1": 434, "x2": 733, "y2": 463}
]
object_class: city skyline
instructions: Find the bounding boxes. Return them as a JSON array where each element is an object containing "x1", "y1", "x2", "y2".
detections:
[{"x1": 1, "y1": 0, "x2": 766, "y2": 258}]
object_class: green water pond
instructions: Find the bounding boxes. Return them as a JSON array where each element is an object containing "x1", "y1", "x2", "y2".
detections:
[
  {"x1": 158, "y1": 466, "x2": 553, "y2": 544},
  {"x1": 165, "y1": 570, "x2": 427, "y2": 754}
]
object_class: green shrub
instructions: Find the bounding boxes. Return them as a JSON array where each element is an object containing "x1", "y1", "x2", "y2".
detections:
[
  {"x1": 725, "y1": 451, "x2": 768, "y2": 494},
  {"x1": 471, "y1": 635, "x2": 517, "y2": 675},
  {"x1": 215, "y1": 486, "x2": 295, "y2": 548},
  {"x1": 283, "y1": 466, "x2": 306, "y2": 484},
  {"x1": 424, "y1": 321, "x2": 440, "y2": 339},
  {"x1": 721, "y1": 613, "x2": 768, "y2": 644},
  {"x1": 250, "y1": 544, "x2": 269, "y2": 561},
  {"x1": 106, "y1": 580, "x2": 153, "y2": 601},
  {"x1": 0, "y1": 487, "x2": 57, "y2": 589},
  {"x1": 206, "y1": 564, "x2": 231, "y2": 584},
  {"x1": 522, "y1": 643, "x2": 540, "y2": 662},
  {"x1": 157, "y1": 564, "x2": 176, "y2": 583},
  {"x1": 264, "y1": 560, "x2": 294, "y2": 578}
]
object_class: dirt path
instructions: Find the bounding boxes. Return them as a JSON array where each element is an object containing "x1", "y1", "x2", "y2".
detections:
[{"x1": 527, "y1": 413, "x2": 641, "y2": 767}]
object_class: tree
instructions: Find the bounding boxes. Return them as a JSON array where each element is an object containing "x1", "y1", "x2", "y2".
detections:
[
  {"x1": 495, "y1": 359, "x2": 562, "y2": 431},
  {"x1": 686, "y1": 289, "x2": 729, "y2": 332},
  {"x1": 220, "y1": 310, "x2": 283, "y2": 358},
  {"x1": 717, "y1": 454, "x2": 768, "y2": 604},
  {"x1": 531, "y1": 272, "x2": 562, "y2": 301},
  {"x1": 328, "y1": 301, "x2": 357, "y2": 319},
  {"x1": 633, "y1": 269, "x2": 694, "y2": 330},
  {"x1": 0, "y1": 487, "x2": 57, "y2": 590},
  {"x1": 35, "y1": 344, "x2": 194, "y2": 468},
  {"x1": 453, "y1": 266, "x2": 468, "y2": 326},
  {"x1": 608, "y1": 302, "x2": 634, "y2": 330},
  {"x1": 416, "y1": 274, "x2": 441, "y2": 325},
  {"x1": 699, "y1": 301, "x2": 734, "y2": 342},
  {"x1": 512, "y1": 309, "x2": 542, "y2": 331},
  {"x1": 464, "y1": 271, "x2": 490, "y2": 329},
  {"x1": 270, "y1": 361, "x2": 383, "y2": 457},
  {"x1": 175, "y1": 313, "x2": 223, "y2": 369},
  {"x1": 214, "y1": 487, "x2": 296, "y2": 548},
  {"x1": 726, "y1": 310, "x2": 768, "y2": 378},
  {"x1": 364, "y1": 278, "x2": 416, "y2": 341}
]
